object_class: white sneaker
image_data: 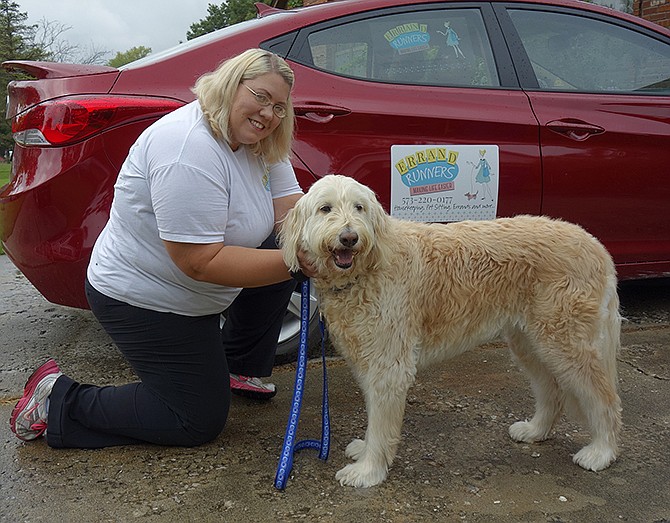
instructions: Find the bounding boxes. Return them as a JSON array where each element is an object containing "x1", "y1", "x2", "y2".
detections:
[
  {"x1": 230, "y1": 373, "x2": 276, "y2": 400},
  {"x1": 10, "y1": 359, "x2": 62, "y2": 441}
]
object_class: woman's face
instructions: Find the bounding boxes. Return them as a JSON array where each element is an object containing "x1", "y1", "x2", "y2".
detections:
[{"x1": 228, "y1": 72, "x2": 290, "y2": 150}]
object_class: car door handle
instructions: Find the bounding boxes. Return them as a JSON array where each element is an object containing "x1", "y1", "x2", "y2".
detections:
[
  {"x1": 546, "y1": 119, "x2": 605, "y2": 141},
  {"x1": 293, "y1": 103, "x2": 351, "y2": 123}
]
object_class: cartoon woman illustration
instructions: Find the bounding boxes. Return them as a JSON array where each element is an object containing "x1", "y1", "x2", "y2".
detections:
[
  {"x1": 467, "y1": 149, "x2": 495, "y2": 201},
  {"x1": 437, "y1": 21, "x2": 465, "y2": 58}
]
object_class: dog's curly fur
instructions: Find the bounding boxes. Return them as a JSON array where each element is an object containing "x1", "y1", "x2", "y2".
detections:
[{"x1": 279, "y1": 175, "x2": 622, "y2": 488}]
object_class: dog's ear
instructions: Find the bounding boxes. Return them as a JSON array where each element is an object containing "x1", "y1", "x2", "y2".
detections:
[
  {"x1": 365, "y1": 188, "x2": 393, "y2": 271},
  {"x1": 366, "y1": 189, "x2": 388, "y2": 234},
  {"x1": 277, "y1": 203, "x2": 304, "y2": 272}
]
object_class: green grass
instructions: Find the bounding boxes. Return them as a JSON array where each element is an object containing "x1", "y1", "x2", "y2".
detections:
[
  {"x1": 0, "y1": 163, "x2": 8, "y2": 255},
  {"x1": 0, "y1": 163, "x2": 9, "y2": 187}
]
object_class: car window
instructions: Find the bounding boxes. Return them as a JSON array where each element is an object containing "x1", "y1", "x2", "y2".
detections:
[
  {"x1": 304, "y1": 8, "x2": 500, "y2": 87},
  {"x1": 508, "y1": 9, "x2": 670, "y2": 93}
]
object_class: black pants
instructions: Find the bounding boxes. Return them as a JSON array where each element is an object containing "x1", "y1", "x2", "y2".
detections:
[{"x1": 46, "y1": 275, "x2": 294, "y2": 449}]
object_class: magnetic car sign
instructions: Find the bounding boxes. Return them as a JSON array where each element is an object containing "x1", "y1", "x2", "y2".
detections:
[{"x1": 390, "y1": 144, "x2": 499, "y2": 222}]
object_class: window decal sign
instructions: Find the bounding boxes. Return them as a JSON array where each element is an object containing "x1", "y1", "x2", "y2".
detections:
[
  {"x1": 384, "y1": 23, "x2": 430, "y2": 54},
  {"x1": 437, "y1": 21, "x2": 465, "y2": 58},
  {"x1": 391, "y1": 144, "x2": 499, "y2": 222}
]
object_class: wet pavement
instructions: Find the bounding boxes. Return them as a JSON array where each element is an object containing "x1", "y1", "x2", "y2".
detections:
[{"x1": 1, "y1": 253, "x2": 669, "y2": 522}]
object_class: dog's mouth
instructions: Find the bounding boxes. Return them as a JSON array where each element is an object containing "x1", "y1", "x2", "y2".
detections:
[{"x1": 332, "y1": 249, "x2": 355, "y2": 269}]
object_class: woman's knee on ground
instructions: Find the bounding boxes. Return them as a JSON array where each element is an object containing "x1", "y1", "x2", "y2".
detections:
[{"x1": 178, "y1": 402, "x2": 230, "y2": 446}]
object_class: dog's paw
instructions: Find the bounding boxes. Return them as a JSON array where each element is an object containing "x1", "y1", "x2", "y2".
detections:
[
  {"x1": 345, "y1": 439, "x2": 367, "y2": 461},
  {"x1": 572, "y1": 443, "x2": 617, "y2": 472},
  {"x1": 508, "y1": 420, "x2": 550, "y2": 443},
  {"x1": 335, "y1": 461, "x2": 388, "y2": 488}
]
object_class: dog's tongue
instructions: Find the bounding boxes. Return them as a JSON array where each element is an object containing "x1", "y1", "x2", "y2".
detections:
[{"x1": 335, "y1": 249, "x2": 354, "y2": 268}]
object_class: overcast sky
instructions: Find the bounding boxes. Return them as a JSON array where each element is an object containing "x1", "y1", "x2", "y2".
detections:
[{"x1": 18, "y1": 0, "x2": 214, "y2": 59}]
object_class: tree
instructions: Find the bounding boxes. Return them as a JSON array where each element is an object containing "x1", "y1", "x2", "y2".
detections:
[
  {"x1": 0, "y1": 1, "x2": 44, "y2": 61},
  {"x1": 187, "y1": 3, "x2": 228, "y2": 39},
  {"x1": 32, "y1": 18, "x2": 75, "y2": 61},
  {"x1": 224, "y1": 0, "x2": 264, "y2": 27},
  {"x1": 107, "y1": 46, "x2": 152, "y2": 68},
  {"x1": 33, "y1": 17, "x2": 110, "y2": 64},
  {"x1": 187, "y1": 0, "x2": 302, "y2": 40},
  {"x1": 0, "y1": 1, "x2": 49, "y2": 156}
]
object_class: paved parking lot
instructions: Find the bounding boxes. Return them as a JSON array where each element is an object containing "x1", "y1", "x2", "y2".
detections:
[{"x1": 1, "y1": 254, "x2": 668, "y2": 522}]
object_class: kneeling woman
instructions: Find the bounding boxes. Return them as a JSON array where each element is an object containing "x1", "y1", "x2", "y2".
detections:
[{"x1": 11, "y1": 48, "x2": 313, "y2": 448}]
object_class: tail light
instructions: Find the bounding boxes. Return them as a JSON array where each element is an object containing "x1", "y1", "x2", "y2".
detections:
[{"x1": 11, "y1": 95, "x2": 184, "y2": 146}]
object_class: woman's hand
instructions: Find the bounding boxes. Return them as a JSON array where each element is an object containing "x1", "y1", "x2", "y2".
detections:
[{"x1": 296, "y1": 249, "x2": 318, "y2": 279}]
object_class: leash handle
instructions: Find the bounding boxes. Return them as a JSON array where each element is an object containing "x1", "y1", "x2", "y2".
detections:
[{"x1": 274, "y1": 280, "x2": 330, "y2": 490}]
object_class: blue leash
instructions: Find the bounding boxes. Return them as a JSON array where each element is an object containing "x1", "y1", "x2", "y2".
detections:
[{"x1": 274, "y1": 279, "x2": 330, "y2": 490}]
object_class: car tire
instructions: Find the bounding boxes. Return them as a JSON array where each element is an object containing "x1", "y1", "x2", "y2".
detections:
[{"x1": 273, "y1": 282, "x2": 321, "y2": 365}]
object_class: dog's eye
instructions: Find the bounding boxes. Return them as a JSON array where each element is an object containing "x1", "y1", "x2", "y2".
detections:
[
  {"x1": 355, "y1": 204, "x2": 364, "y2": 212},
  {"x1": 319, "y1": 205, "x2": 332, "y2": 213}
]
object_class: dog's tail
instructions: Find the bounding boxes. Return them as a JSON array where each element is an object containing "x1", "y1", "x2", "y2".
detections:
[{"x1": 600, "y1": 274, "x2": 622, "y2": 388}]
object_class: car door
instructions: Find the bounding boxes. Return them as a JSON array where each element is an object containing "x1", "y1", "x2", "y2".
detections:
[
  {"x1": 497, "y1": 4, "x2": 670, "y2": 273},
  {"x1": 285, "y1": 3, "x2": 542, "y2": 220}
]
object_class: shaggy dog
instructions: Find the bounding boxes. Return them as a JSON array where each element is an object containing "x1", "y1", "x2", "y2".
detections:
[{"x1": 278, "y1": 175, "x2": 622, "y2": 488}]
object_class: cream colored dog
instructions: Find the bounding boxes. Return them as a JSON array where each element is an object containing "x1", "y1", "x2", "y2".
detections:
[{"x1": 279, "y1": 175, "x2": 622, "y2": 488}]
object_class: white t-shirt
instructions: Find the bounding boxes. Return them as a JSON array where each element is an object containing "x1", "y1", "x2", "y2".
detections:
[{"x1": 87, "y1": 101, "x2": 302, "y2": 316}]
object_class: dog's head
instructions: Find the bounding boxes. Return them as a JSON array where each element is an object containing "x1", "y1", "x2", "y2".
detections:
[{"x1": 278, "y1": 175, "x2": 390, "y2": 279}]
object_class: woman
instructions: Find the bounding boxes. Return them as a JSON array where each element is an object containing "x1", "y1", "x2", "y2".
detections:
[{"x1": 10, "y1": 48, "x2": 311, "y2": 448}]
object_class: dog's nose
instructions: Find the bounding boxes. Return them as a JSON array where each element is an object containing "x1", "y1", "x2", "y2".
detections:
[{"x1": 339, "y1": 230, "x2": 358, "y2": 248}]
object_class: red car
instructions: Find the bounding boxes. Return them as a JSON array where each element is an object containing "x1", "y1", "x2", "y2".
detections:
[{"x1": 2, "y1": 0, "x2": 670, "y2": 360}]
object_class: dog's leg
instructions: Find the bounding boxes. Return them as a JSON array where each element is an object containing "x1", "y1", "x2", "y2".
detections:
[
  {"x1": 522, "y1": 278, "x2": 621, "y2": 472},
  {"x1": 522, "y1": 339, "x2": 621, "y2": 472},
  {"x1": 511, "y1": 336, "x2": 621, "y2": 470},
  {"x1": 549, "y1": 307, "x2": 621, "y2": 471},
  {"x1": 344, "y1": 437, "x2": 366, "y2": 461},
  {"x1": 335, "y1": 363, "x2": 415, "y2": 488},
  {"x1": 568, "y1": 285, "x2": 622, "y2": 471},
  {"x1": 507, "y1": 330, "x2": 563, "y2": 443},
  {"x1": 566, "y1": 363, "x2": 621, "y2": 472}
]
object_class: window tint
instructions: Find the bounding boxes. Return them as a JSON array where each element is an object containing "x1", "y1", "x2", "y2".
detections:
[
  {"x1": 305, "y1": 9, "x2": 499, "y2": 87},
  {"x1": 509, "y1": 9, "x2": 670, "y2": 93}
]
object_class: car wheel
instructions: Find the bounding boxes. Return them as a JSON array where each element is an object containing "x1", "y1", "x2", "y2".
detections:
[{"x1": 274, "y1": 283, "x2": 321, "y2": 365}]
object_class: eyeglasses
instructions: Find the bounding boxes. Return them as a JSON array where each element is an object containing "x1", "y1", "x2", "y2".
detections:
[{"x1": 243, "y1": 84, "x2": 288, "y2": 119}]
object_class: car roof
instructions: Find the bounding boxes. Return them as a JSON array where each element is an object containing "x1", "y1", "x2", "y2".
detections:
[{"x1": 289, "y1": 0, "x2": 670, "y2": 35}]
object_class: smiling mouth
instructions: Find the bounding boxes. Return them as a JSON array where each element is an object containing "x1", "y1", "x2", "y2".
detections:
[
  {"x1": 333, "y1": 249, "x2": 355, "y2": 269},
  {"x1": 249, "y1": 118, "x2": 265, "y2": 130}
]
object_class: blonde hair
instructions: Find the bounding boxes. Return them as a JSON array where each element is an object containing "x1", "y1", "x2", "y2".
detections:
[{"x1": 192, "y1": 48, "x2": 295, "y2": 164}]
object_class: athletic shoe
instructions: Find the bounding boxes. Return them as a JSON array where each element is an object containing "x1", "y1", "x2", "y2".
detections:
[
  {"x1": 10, "y1": 359, "x2": 62, "y2": 441},
  {"x1": 230, "y1": 373, "x2": 277, "y2": 400}
]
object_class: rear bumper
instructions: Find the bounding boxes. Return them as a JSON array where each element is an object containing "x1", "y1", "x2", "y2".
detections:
[
  {"x1": 0, "y1": 121, "x2": 155, "y2": 308},
  {"x1": 0, "y1": 148, "x2": 116, "y2": 308}
]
